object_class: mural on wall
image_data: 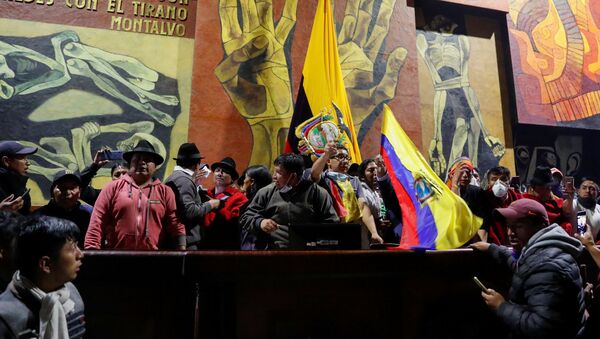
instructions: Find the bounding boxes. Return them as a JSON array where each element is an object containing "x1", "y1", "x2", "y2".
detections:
[
  {"x1": 213, "y1": 0, "x2": 408, "y2": 166},
  {"x1": 513, "y1": 125, "x2": 595, "y2": 186},
  {"x1": 416, "y1": 9, "x2": 506, "y2": 178},
  {"x1": 0, "y1": 9, "x2": 195, "y2": 204},
  {"x1": 509, "y1": 0, "x2": 600, "y2": 128}
]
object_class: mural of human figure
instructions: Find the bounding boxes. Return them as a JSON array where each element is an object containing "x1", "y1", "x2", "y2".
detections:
[
  {"x1": 416, "y1": 15, "x2": 505, "y2": 177},
  {"x1": 0, "y1": 29, "x2": 183, "y2": 199},
  {"x1": 0, "y1": 30, "x2": 179, "y2": 126}
]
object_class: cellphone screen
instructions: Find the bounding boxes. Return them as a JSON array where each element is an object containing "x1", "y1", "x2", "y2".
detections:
[
  {"x1": 473, "y1": 276, "x2": 487, "y2": 292},
  {"x1": 577, "y1": 211, "x2": 587, "y2": 234}
]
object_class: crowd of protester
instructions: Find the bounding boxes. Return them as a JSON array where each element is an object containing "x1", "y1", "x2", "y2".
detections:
[{"x1": 2, "y1": 138, "x2": 600, "y2": 338}]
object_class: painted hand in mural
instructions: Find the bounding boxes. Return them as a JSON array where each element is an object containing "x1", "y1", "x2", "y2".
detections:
[
  {"x1": 22, "y1": 121, "x2": 162, "y2": 184},
  {"x1": 337, "y1": 0, "x2": 407, "y2": 141},
  {"x1": 215, "y1": 0, "x2": 297, "y2": 166},
  {"x1": 0, "y1": 31, "x2": 179, "y2": 126}
]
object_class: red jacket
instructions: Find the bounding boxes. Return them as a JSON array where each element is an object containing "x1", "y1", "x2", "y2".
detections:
[
  {"x1": 484, "y1": 189, "x2": 522, "y2": 245},
  {"x1": 202, "y1": 186, "x2": 248, "y2": 249},
  {"x1": 84, "y1": 174, "x2": 185, "y2": 250},
  {"x1": 523, "y1": 193, "x2": 573, "y2": 235}
]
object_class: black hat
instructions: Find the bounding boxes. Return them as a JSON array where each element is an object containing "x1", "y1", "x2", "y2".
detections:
[
  {"x1": 50, "y1": 170, "x2": 82, "y2": 193},
  {"x1": 173, "y1": 143, "x2": 203, "y2": 161},
  {"x1": 123, "y1": 140, "x2": 164, "y2": 166},
  {"x1": 211, "y1": 157, "x2": 239, "y2": 180},
  {"x1": 0, "y1": 141, "x2": 37, "y2": 156},
  {"x1": 530, "y1": 166, "x2": 553, "y2": 186}
]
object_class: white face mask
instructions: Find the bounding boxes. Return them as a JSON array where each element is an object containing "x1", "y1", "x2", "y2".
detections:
[
  {"x1": 278, "y1": 174, "x2": 295, "y2": 194},
  {"x1": 492, "y1": 180, "x2": 508, "y2": 198}
]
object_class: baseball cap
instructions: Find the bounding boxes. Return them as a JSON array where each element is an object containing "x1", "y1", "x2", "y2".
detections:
[
  {"x1": 494, "y1": 198, "x2": 549, "y2": 224},
  {"x1": 50, "y1": 170, "x2": 82, "y2": 192},
  {"x1": 0, "y1": 141, "x2": 37, "y2": 156},
  {"x1": 550, "y1": 167, "x2": 563, "y2": 179}
]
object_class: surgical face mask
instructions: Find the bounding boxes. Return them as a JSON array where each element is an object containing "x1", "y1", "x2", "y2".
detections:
[
  {"x1": 492, "y1": 180, "x2": 508, "y2": 198},
  {"x1": 278, "y1": 174, "x2": 295, "y2": 194}
]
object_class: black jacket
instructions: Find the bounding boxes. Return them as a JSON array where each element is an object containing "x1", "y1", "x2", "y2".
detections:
[
  {"x1": 0, "y1": 168, "x2": 31, "y2": 215},
  {"x1": 488, "y1": 224, "x2": 585, "y2": 339},
  {"x1": 35, "y1": 200, "x2": 92, "y2": 244}
]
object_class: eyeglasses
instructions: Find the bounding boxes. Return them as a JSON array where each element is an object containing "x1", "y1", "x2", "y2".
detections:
[{"x1": 332, "y1": 154, "x2": 351, "y2": 161}]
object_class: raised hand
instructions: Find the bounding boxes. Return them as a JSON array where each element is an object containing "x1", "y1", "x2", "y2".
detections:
[
  {"x1": 337, "y1": 0, "x2": 408, "y2": 141},
  {"x1": 484, "y1": 136, "x2": 506, "y2": 159},
  {"x1": 215, "y1": 0, "x2": 297, "y2": 166}
]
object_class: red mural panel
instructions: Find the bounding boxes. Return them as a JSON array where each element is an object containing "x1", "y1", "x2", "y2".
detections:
[{"x1": 509, "y1": 0, "x2": 600, "y2": 129}]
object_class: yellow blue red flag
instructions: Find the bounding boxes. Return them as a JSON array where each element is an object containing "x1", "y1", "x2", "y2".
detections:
[
  {"x1": 380, "y1": 105, "x2": 481, "y2": 249},
  {"x1": 285, "y1": 0, "x2": 361, "y2": 163}
]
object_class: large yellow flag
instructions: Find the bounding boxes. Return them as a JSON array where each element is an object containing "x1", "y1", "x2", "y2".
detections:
[
  {"x1": 285, "y1": 0, "x2": 361, "y2": 163},
  {"x1": 380, "y1": 105, "x2": 481, "y2": 249}
]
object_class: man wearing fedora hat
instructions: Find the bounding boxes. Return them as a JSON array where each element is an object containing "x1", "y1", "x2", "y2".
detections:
[
  {"x1": 84, "y1": 140, "x2": 186, "y2": 250},
  {"x1": 165, "y1": 143, "x2": 221, "y2": 250},
  {"x1": 523, "y1": 166, "x2": 574, "y2": 235},
  {"x1": 202, "y1": 157, "x2": 248, "y2": 249},
  {"x1": 0, "y1": 141, "x2": 37, "y2": 215}
]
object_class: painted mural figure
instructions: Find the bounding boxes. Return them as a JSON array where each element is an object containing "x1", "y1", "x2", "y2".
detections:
[
  {"x1": 509, "y1": 0, "x2": 600, "y2": 124},
  {"x1": 417, "y1": 15, "x2": 505, "y2": 177},
  {"x1": 0, "y1": 30, "x2": 179, "y2": 126},
  {"x1": 20, "y1": 121, "x2": 165, "y2": 182},
  {"x1": 215, "y1": 0, "x2": 407, "y2": 166}
]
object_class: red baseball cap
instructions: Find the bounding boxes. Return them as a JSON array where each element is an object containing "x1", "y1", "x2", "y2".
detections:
[{"x1": 494, "y1": 198, "x2": 549, "y2": 224}]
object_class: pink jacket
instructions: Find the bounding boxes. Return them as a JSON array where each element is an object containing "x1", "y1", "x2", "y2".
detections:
[{"x1": 84, "y1": 174, "x2": 185, "y2": 250}]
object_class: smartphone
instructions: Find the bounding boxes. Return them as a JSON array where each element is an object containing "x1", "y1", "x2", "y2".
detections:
[
  {"x1": 18, "y1": 188, "x2": 31, "y2": 200},
  {"x1": 103, "y1": 150, "x2": 124, "y2": 161},
  {"x1": 577, "y1": 211, "x2": 587, "y2": 235},
  {"x1": 473, "y1": 276, "x2": 488, "y2": 292}
]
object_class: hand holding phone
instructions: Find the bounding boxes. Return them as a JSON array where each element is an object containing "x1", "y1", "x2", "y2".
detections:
[
  {"x1": 473, "y1": 276, "x2": 489, "y2": 293},
  {"x1": 577, "y1": 211, "x2": 587, "y2": 235},
  {"x1": 19, "y1": 188, "x2": 31, "y2": 200}
]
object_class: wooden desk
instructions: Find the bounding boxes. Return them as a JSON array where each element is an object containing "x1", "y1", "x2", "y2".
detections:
[{"x1": 77, "y1": 250, "x2": 514, "y2": 339}]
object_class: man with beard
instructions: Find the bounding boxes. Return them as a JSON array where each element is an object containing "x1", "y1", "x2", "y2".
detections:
[
  {"x1": 0, "y1": 141, "x2": 37, "y2": 215},
  {"x1": 571, "y1": 177, "x2": 600, "y2": 242},
  {"x1": 84, "y1": 140, "x2": 185, "y2": 250},
  {"x1": 471, "y1": 199, "x2": 585, "y2": 339}
]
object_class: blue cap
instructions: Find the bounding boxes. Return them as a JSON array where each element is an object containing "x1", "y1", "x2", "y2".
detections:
[{"x1": 0, "y1": 141, "x2": 37, "y2": 156}]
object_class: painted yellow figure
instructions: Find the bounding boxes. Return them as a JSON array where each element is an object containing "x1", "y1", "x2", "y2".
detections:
[
  {"x1": 417, "y1": 15, "x2": 505, "y2": 176},
  {"x1": 215, "y1": 0, "x2": 408, "y2": 166},
  {"x1": 215, "y1": 0, "x2": 298, "y2": 166},
  {"x1": 336, "y1": 0, "x2": 408, "y2": 140}
]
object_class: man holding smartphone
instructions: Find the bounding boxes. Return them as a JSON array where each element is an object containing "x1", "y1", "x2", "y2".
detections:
[
  {"x1": 471, "y1": 199, "x2": 585, "y2": 339},
  {"x1": 0, "y1": 141, "x2": 37, "y2": 215},
  {"x1": 571, "y1": 177, "x2": 600, "y2": 242}
]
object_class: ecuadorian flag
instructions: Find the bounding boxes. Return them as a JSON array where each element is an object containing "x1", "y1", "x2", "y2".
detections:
[
  {"x1": 284, "y1": 0, "x2": 361, "y2": 163},
  {"x1": 380, "y1": 105, "x2": 481, "y2": 250}
]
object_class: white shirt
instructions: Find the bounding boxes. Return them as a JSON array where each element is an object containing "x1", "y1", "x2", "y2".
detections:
[{"x1": 571, "y1": 198, "x2": 600, "y2": 239}]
